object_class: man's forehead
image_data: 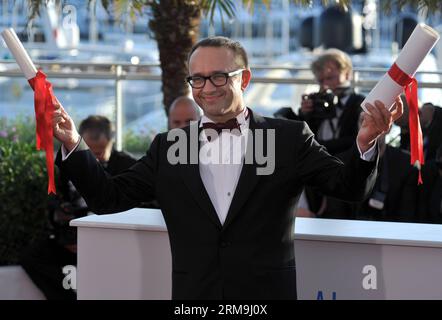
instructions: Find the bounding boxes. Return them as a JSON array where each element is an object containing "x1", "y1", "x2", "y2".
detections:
[
  {"x1": 171, "y1": 103, "x2": 196, "y2": 115},
  {"x1": 189, "y1": 46, "x2": 236, "y2": 73},
  {"x1": 83, "y1": 132, "x2": 110, "y2": 143}
]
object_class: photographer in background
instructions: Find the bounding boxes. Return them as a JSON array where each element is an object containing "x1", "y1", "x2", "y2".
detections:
[{"x1": 299, "y1": 48, "x2": 365, "y2": 155}]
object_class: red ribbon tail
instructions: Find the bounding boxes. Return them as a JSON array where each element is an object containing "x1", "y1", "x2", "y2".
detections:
[
  {"x1": 28, "y1": 70, "x2": 57, "y2": 194},
  {"x1": 405, "y1": 78, "x2": 424, "y2": 185},
  {"x1": 45, "y1": 82, "x2": 56, "y2": 194},
  {"x1": 44, "y1": 132, "x2": 56, "y2": 194},
  {"x1": 30, "y1": 72, "x2": 44, "y2": 150},
  {"x1": 418, "y1": 170, "x2": 423, "y2": 185}
]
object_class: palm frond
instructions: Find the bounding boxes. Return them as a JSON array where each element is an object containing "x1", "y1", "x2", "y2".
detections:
[
  {"x1": 94, "y1": 0, "x2": 112, "y2": 16},
  {"x1": 26, "y1": 0, "x2": 46, "y2": 28},
  {"x1": 111, "y1": 0, "x2": 145, "y2": 23},
  {"x1": 201, "y1": 0, "x2": 236, "y2": 23},
  {"x1": 380, "y1": 0, "x2": 441, "y2": 15}
]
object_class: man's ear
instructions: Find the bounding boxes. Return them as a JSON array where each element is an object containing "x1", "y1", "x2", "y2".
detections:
[{"x1": 241, "y1": 69, "x2": 252, "y2": 91}]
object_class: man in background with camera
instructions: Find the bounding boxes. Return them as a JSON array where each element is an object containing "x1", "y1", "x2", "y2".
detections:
[
  {"x1": 299, "y1": 48, "x2": 365, "y2": 155},
  {"x1": 295, "y1": 49, "x2": 367, "y2": 218}
]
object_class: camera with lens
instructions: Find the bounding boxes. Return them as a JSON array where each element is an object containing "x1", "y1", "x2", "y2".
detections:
[{"x1": 304, "y1": 89, "x2": 340, "y2": 120}]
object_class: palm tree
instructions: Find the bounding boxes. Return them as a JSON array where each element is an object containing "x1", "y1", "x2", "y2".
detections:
[
  {"x1": 101, "y1": 0, "x2": 274, "y2": 114},
  {"x1": 146, "y1": 0, "x2": 206, "y2": 115}
]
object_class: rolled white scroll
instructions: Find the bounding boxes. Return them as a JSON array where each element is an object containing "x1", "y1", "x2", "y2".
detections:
[
  {"x1": 1, "y1": 28, "x2": 38, "y2": 80},
  {"x1": 361, "y1": 23, "x2": 440, "y2": 112}
]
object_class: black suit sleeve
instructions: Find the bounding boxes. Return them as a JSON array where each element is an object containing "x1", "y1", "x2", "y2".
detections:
[
  {"x1": 319, "y1": 136, "x2": 355, "y2": 155},
  {"x1": 294, "y1": 122, "x2": 378, "y2": 202},
  {"x1": 56, "y1": 134, "x2": 161, "y2": 214}
]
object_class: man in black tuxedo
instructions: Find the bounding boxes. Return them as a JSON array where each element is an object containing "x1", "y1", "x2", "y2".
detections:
[{"x1": 52, "y1": 37, "x2": 403, "y2": 300}]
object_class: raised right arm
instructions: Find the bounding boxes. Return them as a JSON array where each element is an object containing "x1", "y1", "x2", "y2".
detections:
[{"x1": 53, "y1": 102, "x2": 159, "y2": 214}]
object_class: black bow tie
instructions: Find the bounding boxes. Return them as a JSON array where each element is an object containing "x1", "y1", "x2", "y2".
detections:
[{"x1": 202, "y1": 118, "x2": 241, "y2": 135}]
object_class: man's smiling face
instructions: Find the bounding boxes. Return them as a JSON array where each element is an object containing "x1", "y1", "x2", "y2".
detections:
[{"x1": 188, "y1": 46, "x2": 250, "y2": 122}]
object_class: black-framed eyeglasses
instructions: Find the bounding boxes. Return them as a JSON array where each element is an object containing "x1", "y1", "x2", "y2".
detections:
[{"x1": 186, "y1": 69, "x2": 245, "y2": 89}]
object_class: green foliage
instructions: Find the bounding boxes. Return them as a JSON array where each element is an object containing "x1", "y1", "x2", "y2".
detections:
[
  {"x1": 0, "y1": 117, "x2": 49, "y2": 265},
  {"x1": 28, "y1": 0, "x2": 442, "y2": 32},
  {"x1": 0, "y1": 116, "x2": 36, "y2": 145},
  {"x1": 201, "y1": 0, "x2": 236, "y2": 24},
  {"x1": 26, "y1": 0, "x2": 46, "y2": 29},
  {"x1": 123, "y1": 128, "x2": 154, "y2": 156},
  {"x1": 97, "y1": 0, "x2": 146, "y2": 23},
  {"x1": 380, "y1": 0, "x2": 442, "y2": 16}
]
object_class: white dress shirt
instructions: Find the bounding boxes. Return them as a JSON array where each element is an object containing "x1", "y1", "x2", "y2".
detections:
[{"x1": 199, "y1": 108, "x2": 250, "y2": 225}]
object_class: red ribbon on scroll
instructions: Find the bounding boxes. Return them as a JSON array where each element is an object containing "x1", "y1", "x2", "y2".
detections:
[
  {"x1": 388, "y1": 63, "x2": 424, "y2": 184},
  {"x1": 28, "y1": 70, "x2": 56, "y2": 194}
]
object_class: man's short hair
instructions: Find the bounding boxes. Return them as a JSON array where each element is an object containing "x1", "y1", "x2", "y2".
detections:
[
  {"x1": 311, "y1": 48, "x2": 353, "y2": 76},
  {"x1": 79, "y1": 115, "x2": 112, "y2": 141},
  {"x1": 188, "y1": 36, "x2": 249, "y2": 69}
]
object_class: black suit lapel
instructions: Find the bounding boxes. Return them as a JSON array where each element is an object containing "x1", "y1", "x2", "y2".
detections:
[
  {"x1": 223, "y1": 110, "x2": 269, "y2": 229},
  {"x1": 338, "y1": 92, "x2": 362, "y2": 131},
  {"x1": 337, "y1": 97, "x2": 351, "y2": 130},
  {"x1": 177, "y1": 122, "x2": 222, "y2": 229}
]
